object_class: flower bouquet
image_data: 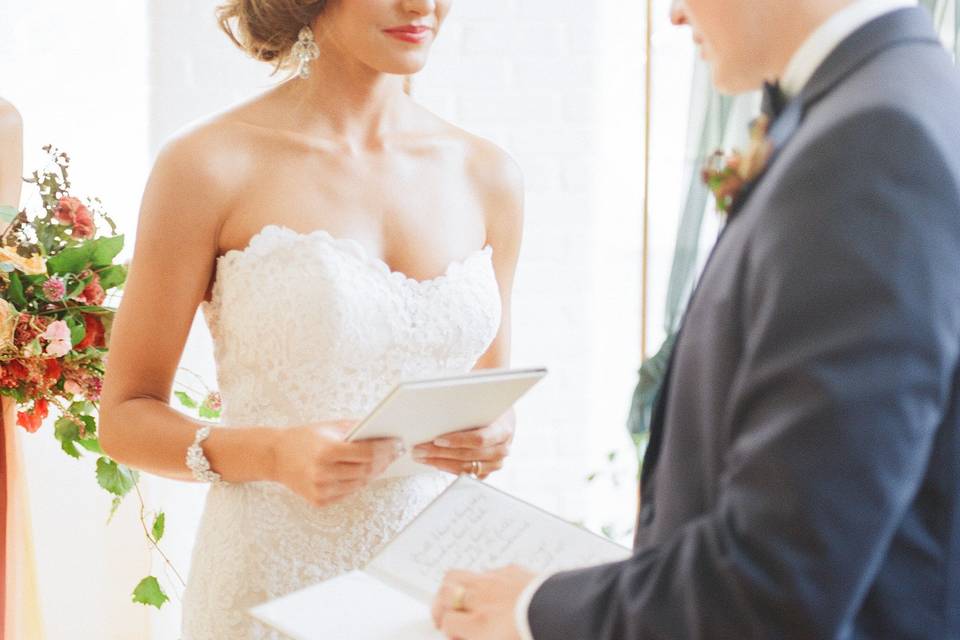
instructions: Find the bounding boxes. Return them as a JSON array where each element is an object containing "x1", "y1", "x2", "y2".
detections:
[{"x1": 0, "y1": 146, "x2": 219, "y2": 608}]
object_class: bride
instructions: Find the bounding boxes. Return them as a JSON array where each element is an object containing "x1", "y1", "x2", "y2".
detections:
[{"x1": 98, "y1": 0, "x2": 523, "y2": 637}]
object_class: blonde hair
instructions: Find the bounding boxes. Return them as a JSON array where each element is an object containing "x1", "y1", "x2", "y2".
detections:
[{"x1": 216, "y1": 0, "x2": 328, "y2": 70}]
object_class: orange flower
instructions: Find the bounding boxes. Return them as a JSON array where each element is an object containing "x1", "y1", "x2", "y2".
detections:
[
  {"x1": 0, "y1": 299, "x2": 18, "y2": 353},
  {"x1": 17, "y1": 397, "x2": 48, "y2": 433},
  {"x1": 0, "y1": 245, "x2": 46, "y2": 276}
]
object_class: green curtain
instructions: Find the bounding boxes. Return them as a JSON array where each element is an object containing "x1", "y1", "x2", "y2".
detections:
[
  {"x1": 628, "y1": 0, "x2": 960, "y2": 439},
  {"x1": 627, "y1": 64, "x2": 755, "y2": 439}
]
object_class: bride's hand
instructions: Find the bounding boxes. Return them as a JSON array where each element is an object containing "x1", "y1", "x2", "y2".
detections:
[
  {"x1": 271, "y1": 421, "x2": 404, "y2": 507},
  {"x1": 410, "y1": 410, "x2": 515, "y2": 480}
]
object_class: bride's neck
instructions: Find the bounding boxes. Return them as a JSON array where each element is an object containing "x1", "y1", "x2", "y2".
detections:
[{"x1": 278, "y1": 49, "x2": 409, "y2": 149}]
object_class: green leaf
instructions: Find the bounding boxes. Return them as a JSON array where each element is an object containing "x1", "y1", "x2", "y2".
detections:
[
  {"x1": 107, "y1": 496, "x2": 122, "y2": 524},
  {"x1": 67, "y1": 277, "x2": 87, "y2": 299},
  {"x1": 152, "y1": 512, "x2": 165, "y2": 543},
  {"x1": 55, "y1": 416, "x2": 81, "y2": 458},
  {"x1": 80, "y1": 415, "x2": 97, "y2": 436},
  {"x1": 131, "y1": 576, "x2": 168, "y2": 609},
  {"x1": 7, "y1": 271, "x2": 26, "y2": 307},
  {"x1": 46, "y1": 244, "x2": 92, "y2": 274},
  {"x1": 174, "y1": 391, "x2": 198, "y2": 409},
  {"x1": 96, "y1": 457, "x2": 138, "y2": 497},
  {"x1": 60, "y1": 438, "x2": 81, "y2": 458},
  {"x1": 90, "y1": 235, "x2": 124, "y2": 268},
  {"x1": 69, "y1": 400, "x2": 92, "y2": 414},
  {"x1": 199, "y1": 405, "x2": 220, "y2": 420},
  {"x1": 0, "y1": 205, "x2": 18, "y2": 225},
  {"x1": 67, "y1": 315, "x2": 86, "y2": 346},
  {"x1": 78, "y1": 437, "x2": 103, "y2": 454},
  {"x1": 97, "y1": 264, "x2": 127, "y2": 290}
]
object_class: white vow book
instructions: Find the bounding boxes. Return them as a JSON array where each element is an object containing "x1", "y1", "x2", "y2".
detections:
[
  {"x1": 249, "y1": 476, "x2": 631, "y2": 640},
  {"x1": 346, "y1": 367, "x2": 547, "y2": 478}
]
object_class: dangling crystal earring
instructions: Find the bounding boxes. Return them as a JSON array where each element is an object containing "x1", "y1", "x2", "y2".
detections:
[{"x1": 291, "y1": 26, "x2": 319, "y2": 79}]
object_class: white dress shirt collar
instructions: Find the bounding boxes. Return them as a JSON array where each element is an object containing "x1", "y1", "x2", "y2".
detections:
[{"x1": 781, "y1": 0, "x2": 917, "y2": 97}]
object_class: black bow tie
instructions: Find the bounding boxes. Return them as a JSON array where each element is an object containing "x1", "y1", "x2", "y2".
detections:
[{"x1": 761, "y1": 81, "x2": 788, "y2": 120}]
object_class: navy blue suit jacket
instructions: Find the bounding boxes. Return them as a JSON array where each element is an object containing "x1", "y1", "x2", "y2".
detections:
[{"x1": 529, "y1": 9, "x2": 960, "y2": 639}]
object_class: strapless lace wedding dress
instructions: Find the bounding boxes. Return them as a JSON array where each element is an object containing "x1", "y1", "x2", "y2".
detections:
[{"x1": 180, "y1": 225, "x2": 502, "y2": 639}]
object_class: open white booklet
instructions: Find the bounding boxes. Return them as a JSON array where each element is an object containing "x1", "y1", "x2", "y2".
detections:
[{"x1": 249, "y1": 476, "x2": 631, "y2": 639}]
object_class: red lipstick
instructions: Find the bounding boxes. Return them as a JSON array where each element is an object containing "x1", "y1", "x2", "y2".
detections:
[{"x1": 383, "y1": 25, "x2": 432, "y2": 44}]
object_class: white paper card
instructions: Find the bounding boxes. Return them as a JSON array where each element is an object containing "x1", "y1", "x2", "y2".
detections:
[
  {"x1": 248, "y1": 571, "x2": 444, "y2": 640},
  {"x1": 347, "y1": 368, "x2": 547, "y2": 478}
]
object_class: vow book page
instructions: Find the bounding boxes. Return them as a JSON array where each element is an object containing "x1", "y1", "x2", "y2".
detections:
[
  {"x1": 248, "y1": 571, "x2": 444, "y2": 640},
  {"x1": 367, "y1": 475, "x2": 632, "y2": 602}
]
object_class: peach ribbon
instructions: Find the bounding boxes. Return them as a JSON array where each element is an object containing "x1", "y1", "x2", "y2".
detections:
[{"x1": 3, "y1": 396, "x2": 44, "y2": 639}]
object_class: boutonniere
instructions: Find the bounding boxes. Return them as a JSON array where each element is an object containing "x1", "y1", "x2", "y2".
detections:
[{"x1": 702, "y1": 114, "x2": 773, "y2": 215}]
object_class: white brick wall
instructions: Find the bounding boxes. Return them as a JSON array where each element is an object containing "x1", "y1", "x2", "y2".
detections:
[{"x1": 3, "y1": 0, "x2": 704, "y2": 636}]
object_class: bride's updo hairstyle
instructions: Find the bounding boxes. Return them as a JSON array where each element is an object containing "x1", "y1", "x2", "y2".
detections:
[{"x1": 217, "y1": 0, "x2": 327, "y2": 70}]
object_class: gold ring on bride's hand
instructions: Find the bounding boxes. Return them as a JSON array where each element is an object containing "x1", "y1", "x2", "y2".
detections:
[
  {"x1": 452, "y1": 584, "x2": 468, "y2": 611},
  {"x1": 468, "y1": 460, "x2": 482, "y2": 478}
]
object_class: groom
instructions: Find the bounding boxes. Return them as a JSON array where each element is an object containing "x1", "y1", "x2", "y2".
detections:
[{"x1": 432, "y1": 0, "x2": 960, "y2": 638}]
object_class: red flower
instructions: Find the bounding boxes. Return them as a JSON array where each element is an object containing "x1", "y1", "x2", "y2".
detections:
[
  {"x1": 1, "y1": 359, "x2": 29, "y2": 388},
  {"x1": 75, "y1": 314, "x2": 105, "y2": 350},
  {"x1": 17, "y1": 398, "x2": 48, "y2": 433},
  {"x1": 44, "y1": 357, "x2": 62, "y2": 382},
  {"x1": 14, "y1": 315, "x2": 50, "y2": 348},
  {"x1": 77, "y1": 273, "x2": 106, "y2": 306},
  {"x1": 54, "y1": 196, "x2": 96, "y2": 239}
]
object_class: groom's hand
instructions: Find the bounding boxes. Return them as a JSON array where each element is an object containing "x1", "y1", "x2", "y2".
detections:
[
  {"x1": 411, "y1": 409, "x2": 515, "y2": 479},
  {"x1": 431, "y1": 565, "x2": 535, "y2": 640}
]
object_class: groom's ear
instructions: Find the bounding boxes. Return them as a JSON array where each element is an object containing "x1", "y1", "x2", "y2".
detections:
[{"x1": 670, "y1": 0, "x2": 689, "y2": 26}]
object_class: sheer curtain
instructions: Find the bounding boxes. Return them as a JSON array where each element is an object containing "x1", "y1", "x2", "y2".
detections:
[{"x1": 631, "y1": 0, "x2": 958, "y2": 441}]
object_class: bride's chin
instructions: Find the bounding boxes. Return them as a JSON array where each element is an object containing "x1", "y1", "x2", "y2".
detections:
[{"x1": 367, "y1": 54, "x2": 431, "y2": 77}]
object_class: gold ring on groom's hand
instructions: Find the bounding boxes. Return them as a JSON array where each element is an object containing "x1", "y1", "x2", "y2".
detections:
[
  {"x1": 468, "y1": 460, "x2": 482, "y2": 477},
  {"x1": 452, "y1": 584, "x2": 468, "y2": 611}
]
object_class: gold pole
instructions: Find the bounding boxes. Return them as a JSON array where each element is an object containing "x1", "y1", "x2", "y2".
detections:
[{"x1": 641, "y1": 0, "x2": 653, "y2": 361}]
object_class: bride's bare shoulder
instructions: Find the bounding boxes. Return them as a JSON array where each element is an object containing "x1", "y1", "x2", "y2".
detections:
[
  {"x1": 140, "y1": 100, "x2": 279, "y2": 246},
  {"x1": 153, "y1": 102, "x2": 269, "y2": 191},
  {"x1": 418, "y1": 107, "x2": 523, "y2": 208}
]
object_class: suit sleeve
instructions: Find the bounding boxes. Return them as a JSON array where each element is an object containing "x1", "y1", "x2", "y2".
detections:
[{"x1": 527, "y1": 108, "x2": 960, "y2": 639}]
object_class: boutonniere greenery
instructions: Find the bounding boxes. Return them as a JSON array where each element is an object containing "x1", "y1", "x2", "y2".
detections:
[{"x1": 702, "y1": 113, "x2": 773, "y2": 215}]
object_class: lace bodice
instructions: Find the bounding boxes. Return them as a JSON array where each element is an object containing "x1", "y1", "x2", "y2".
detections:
[
  {"x1": 182, "y1": 224, "x2": 502, "y2": 639},
  {"x1": 201, "y1": 224, "x2": 501, "y2": 427}
]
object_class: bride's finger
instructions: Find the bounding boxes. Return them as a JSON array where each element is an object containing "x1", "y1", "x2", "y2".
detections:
[
  {"x1": 431, "y1": 425, "x2": 510, "y2": 450},
  {"x1": 416, "y1": 457, "x2": 504, "y2": 477},
  {"x1": 332, "y1": 437, "x2": 405, "y2": 463},
  {"x1": 412, "y1": 443, "x2": 509, "y2": 462}
]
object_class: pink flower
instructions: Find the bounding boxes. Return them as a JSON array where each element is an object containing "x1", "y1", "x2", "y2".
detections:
[
  {"x1": 77, "y1": 273, "x2": 105, "y2": 306},
  {"x1": 64, "y1": 379, "x2": 84, "y2": 397},
  {"x1": 43, "y1": 277, "x2": 66, "y2": 301},
  {"x1": 202, "y1": 392, "x2": 222, "y2": 412},
  {"x1": 42, "y1": 320, "x2": 72, "y2": 358},
  {"x1": 54, "y1": 197, "x2": 96, "y2": 239}
]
